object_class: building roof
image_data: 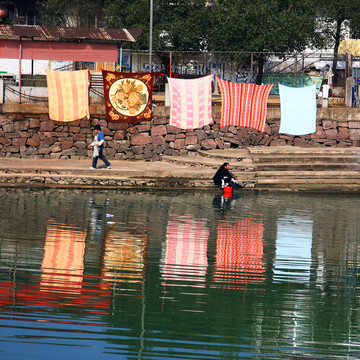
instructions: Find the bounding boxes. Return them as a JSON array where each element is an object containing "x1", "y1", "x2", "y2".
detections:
[{"x1": 0, "y1": 24, "x2": 142, "y2": 43}]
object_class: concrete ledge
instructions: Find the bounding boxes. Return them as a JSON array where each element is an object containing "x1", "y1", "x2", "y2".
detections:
[{"x1": 1, "y1": 103, "x2": 359, "y2": 122}]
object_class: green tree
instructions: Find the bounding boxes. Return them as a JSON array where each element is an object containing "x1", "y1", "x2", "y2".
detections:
[
  {"x1": 37, "y1": 0, "x2": 104, "y2": 27},
  {"x1": 206, "y1": 0, "x2": 320, "y2": 83},
  {"x1": 315, "y1": 0, "x2": 360, "y2": 72}
]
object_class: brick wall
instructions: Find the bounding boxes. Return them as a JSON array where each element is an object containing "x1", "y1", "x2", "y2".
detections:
[{"x1": 0, "y1": 105, "x2": 360, "y2": 159}]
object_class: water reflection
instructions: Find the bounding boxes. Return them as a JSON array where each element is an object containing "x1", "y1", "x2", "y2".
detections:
[
  {"x1": 0, "y1": 190, "x2": 360, "y2": 359},
  {"x1": 41, "y1": 221, "x2": 86, "y2": 293},
  {"x1": 161, "y1": 214, "x2": 209, "y2": 288},
  {"x1": 274, "y1": 212, "x2": 313, "y2": 284},
  {"x1": 212, "y1": 216, "x2": 265, "y2": 289}
]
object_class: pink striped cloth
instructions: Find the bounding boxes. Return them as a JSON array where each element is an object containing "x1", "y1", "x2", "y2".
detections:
[
  {"x1": 162, "y1": 214, "x2": 209, "y2": 287},
  {"x1": 168, "y1": 75, "x2": 213, "y2": 129},
  {"x1": 46, "y1": 69, "x2": 90, "y2": 121},
  {"x1": 216, "y1": 77, "x2": 273, "y2": 132}
]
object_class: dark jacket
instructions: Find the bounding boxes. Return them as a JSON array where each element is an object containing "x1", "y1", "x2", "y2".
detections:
[{"x1": 213, "y1": 165, "x2": 233, "y2": 186}]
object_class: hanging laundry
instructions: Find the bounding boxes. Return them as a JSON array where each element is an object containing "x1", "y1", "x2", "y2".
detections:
[
  {"x1": 279, "y1": 84, "x2": 317, "y2": 135},
  {"x1": 102, "y1": 70, "x2": 153, "y2": 123},
  {"x1": 168, "y1": 75, "x2": 213, "y2": 129},
  {"x1": 216, "y1": 78, "x2": 273, "y2": 132},
  {"x1": 46, "y1": 69, "x2": 90, "y2": 122}
]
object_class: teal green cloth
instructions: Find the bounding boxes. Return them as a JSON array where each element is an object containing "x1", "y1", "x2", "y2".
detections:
[{"x1": 262, "y1": 73, "x2": 323, "y2": 95}]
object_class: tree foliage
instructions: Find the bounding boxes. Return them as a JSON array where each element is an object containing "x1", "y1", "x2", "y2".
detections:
[
  {"x1": 315, "y1": 0, "x2": 360, "y2": 70},
  {"x1": 36, "y1": 0, "x2": 104, "y2": 27}
]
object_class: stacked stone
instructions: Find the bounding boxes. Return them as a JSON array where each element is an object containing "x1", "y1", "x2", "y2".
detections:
[{"x1": 0, "y1": 109, "x2": 360, "y2": 160}]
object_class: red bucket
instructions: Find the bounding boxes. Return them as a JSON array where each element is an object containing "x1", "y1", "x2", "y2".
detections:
[{"x1": 223, "y1": 186, "x2": 233, "y2": 197}]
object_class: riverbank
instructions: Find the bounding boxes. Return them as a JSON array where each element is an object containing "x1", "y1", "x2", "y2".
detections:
[{"x1": 1, "y1": 147, "x2": 360, "y2": 193}]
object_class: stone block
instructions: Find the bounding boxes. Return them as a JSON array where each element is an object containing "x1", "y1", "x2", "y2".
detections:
[
  {"x1": 186, "y1": 144, "x2": 201, "y2": 151},
  {"x1": 151, "y1": 125, "x2": 167, "y2": 137},
  {"x1": 69, "y1": 126, "x2": 80, "y2": 133},
  {"x1": 3, "y1": 124, "x2": 14, "y2": 133},
  {"x1": 165, "y1": 134, "x2": 176, "y2": 142},
  {"x1": 12, "y1": 138, "x2": 26, "y2": 147},
  {"x1": 153, "y1": 117, "x2": 168, "y2": 125},
  {"x1": 29, "y1": 119, "x2": 40, "y2": 128},
  {"x1": 200, "y1": 139, "x2": 216, "y2": 150},
  {"x1": 294, "y1": 137, "x2": 307, "y2": 146},
  {"x1": 166, "y1": 124, "x2": 182, "y2": 134},
  {"x1": 185, "y1": 136, "x2": 198, "y2": 145},
  {"x1": 114, "y1": 130, "x2": 126, "y2": 140},
  {"x1": 106, "y1": 122, "x2": 122, "y2": 130},
  {"x1": 74, "y1": 133, "x2": 86, "y2": 141},
  {"x1": 175, "y1": 133, "x2": 186, "y2": 139},
  {"x1": 80, "y1": 119, "x2": 91, "y2": 128},
  {"x1": 228, "y1": 126, "x2": 237, "y2": 134},
  {"x1": 40, "y1": 121, "x2": 55, "y2": 132},
  {"x1": 173, "y1": 138, "x2": 185, "y2": 149},
  {"x1": 338, "y1": 127, "x2": 350, "y2": 139},
  {"x1": 348, "y1": 121, "x2": 360, "y2": 129},
  {"x1": 131, "y1": 133, "x2": 150, "y2": 145},
  {"x1": 270, "y1": 138, "x2": 286, "y2": 146},
  {"x1": 61, "y1": 148, "x2": 75, "y2": 156},
  {"x1": 51, "y1": 144, "x2": 62, "y2": 153},
  {"x1": 195, "y1": 129, "x2": 206, "y2": 141},
  {"x1": 322, "y1": 120, "x2": 333, "y2": 129},
  {"x1": 131, "y1": 146, "x2": 144, "y2": 155},
  {"x1": 214, "y1": 138, "x2": 224, "y2": 149},
  {"x1": 154, "y1": 145, "x2": 166, "y2": 154},
  {"x1": 324, "y1": 129, "x2": 338, "y2": 140},
  {"x1": 43, "y1": 137, "x2": 55, "y2": 146},
  {"x1": 151, "y1": 136, "x2": 165, "y2": 146},
  {"x1": 27, "y1": 136, "x2": 40, "y2": 147},
  {"x1": 136, "y1": 124, "x2": 151, "y2": 132},
  {"x1": 74, "y1": 141, "x2": 86, "y2": 149},
  {"x1": 14, "y1": 120, "x2": 28, "y2": 131},
  {"x1": 61, "y1": 140, "x2": 74, "y2": 150},
  {"x1": 0, "y1": 137, "x2": 12, "y2": 146},
  {"x1": 349, "y1": 129, "x2": 360, "y2": 140},
  {"x1": 127, "y1": 126, "x2": 139, "y2": 134}
]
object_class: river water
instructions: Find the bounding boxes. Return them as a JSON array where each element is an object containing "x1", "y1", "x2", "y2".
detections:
[{"x1": 0, "y1": 189, "x2": 360, "y2": 359}]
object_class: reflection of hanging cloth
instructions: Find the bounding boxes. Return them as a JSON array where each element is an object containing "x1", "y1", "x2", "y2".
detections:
[
  {"x1": 274, "y1": 214, "x2": 313, "y2": 283},
  {"x1": 279, "y1": 84, "x2": 317, "y2": 135},
  {"x1": 168, "y1": 75, "x2": 213, "y2": 129},
  {"x1": 46, "y1": 69, "x2": 90, "y2": 121},
  {"x1": 41, "y1": 222, "x2": 86, "y2": 293},
  {"x1": 216, "y1": 77, "x2": 273, "y2": 132},
  {"x1": 162, "y1": 214, "x2": 209, "y2": 287},
  {"x1": 212, "y1": 217, "x2": 265, "y2": 289}
]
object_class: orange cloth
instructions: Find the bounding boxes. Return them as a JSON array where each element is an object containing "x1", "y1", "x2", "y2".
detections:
[{"x1": 46, "y1": 69, "x2": 90, "y2": 121}]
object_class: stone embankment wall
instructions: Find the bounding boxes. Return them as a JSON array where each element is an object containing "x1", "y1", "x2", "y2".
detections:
[{"x1": 1, "y1": 104, "x2": 360, "y2": 160}]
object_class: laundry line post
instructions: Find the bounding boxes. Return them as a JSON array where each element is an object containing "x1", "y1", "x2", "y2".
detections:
[
  {"x1": 18, "y1": 37, "x2": 22, "y2": 103},
  {"x1": 294, "y1": 54, "x2": 298, "y2": 88},
  {"x1": 250, "y1": 52, "x2": 253, "y2": 84}
]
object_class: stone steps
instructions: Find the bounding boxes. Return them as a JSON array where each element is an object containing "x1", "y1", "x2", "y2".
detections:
[
  {"x1": 162, "y1": 147, "x2": 360, "y2": 191},
  {"x1": 160, "y1": 154, "x2": 253, "y2": 170}
]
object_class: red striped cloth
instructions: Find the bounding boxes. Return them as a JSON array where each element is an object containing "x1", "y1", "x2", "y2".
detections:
[
  {"x1": 212, "y1": 217, "x2": 265, "y2": 289},
  {"x1": 216, "y1": 77, "x2": 273, "y2": 132}
]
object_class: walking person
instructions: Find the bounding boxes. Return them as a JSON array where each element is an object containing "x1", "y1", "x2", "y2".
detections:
[{"x1": 88, "y1": 124, "x2": 111, "y2": 169}]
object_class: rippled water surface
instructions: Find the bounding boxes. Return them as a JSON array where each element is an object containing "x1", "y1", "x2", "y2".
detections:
[{"x1": 1, "y1": 189, "x2": 360, "y2": 359}]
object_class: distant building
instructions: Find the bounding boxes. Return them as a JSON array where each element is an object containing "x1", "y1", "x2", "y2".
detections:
[{"x1": 0, "y1": 0, "x2": 39, "y2": 25}]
